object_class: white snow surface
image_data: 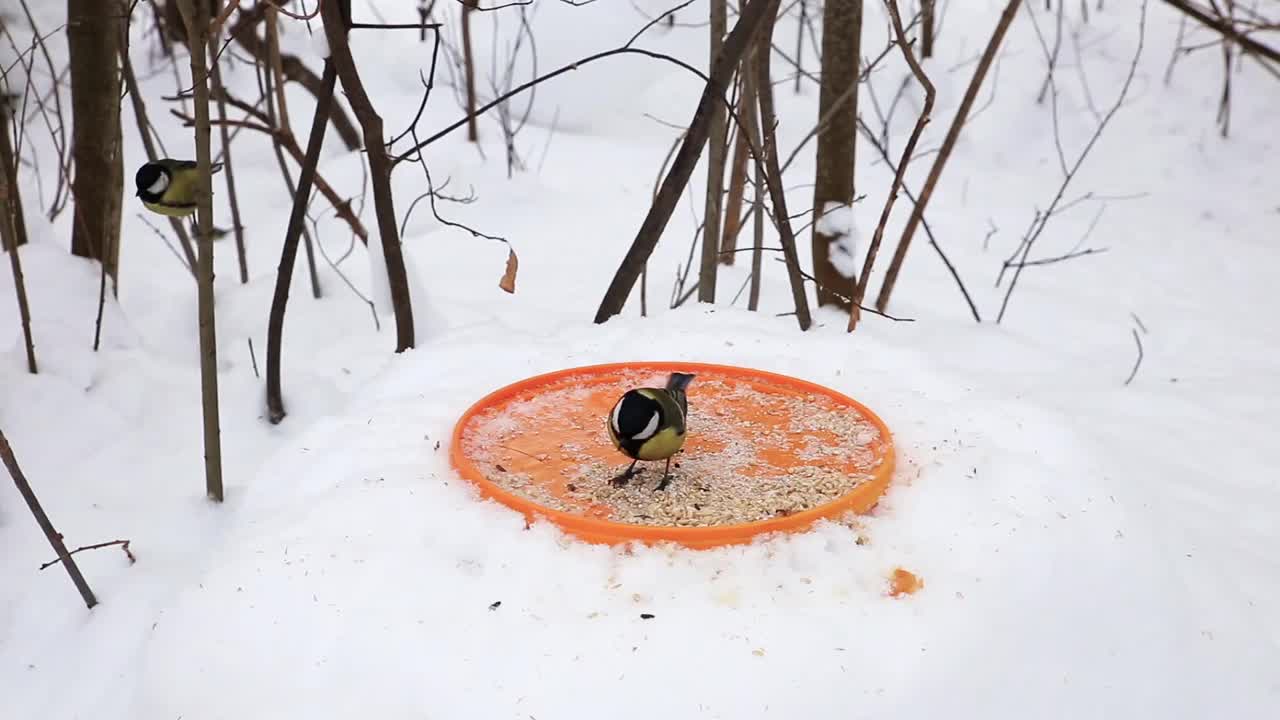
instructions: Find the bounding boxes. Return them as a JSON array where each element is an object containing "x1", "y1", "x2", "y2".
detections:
[{"x1": 3, "y1": 1, "x2": 1280, "y2": 718}]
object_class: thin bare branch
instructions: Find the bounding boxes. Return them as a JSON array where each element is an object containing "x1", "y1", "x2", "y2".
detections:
[
  {"x1": 849, "y1": 1, "x2": 934, "y2": 331},
  {"x1": 875, "y1": 0, "x2": 1021, "y2": 313},
  {"x1": 997, "y1": 1, "x2": 1148, "y2": 323}
]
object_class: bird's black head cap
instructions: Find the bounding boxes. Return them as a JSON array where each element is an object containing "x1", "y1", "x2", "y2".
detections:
[
  {"x1": 134, "y1": 163, "x2": 165, "y2": 198},
  {"x1": 614, "y1": 390, "x2": 662, "y2": 439}
]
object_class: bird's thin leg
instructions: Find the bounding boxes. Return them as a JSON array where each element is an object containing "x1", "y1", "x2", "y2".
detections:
[
  {"x1": 655, "y1": 457, "x2": 674, "y2": 491},
  {"x1": 610, "y1": 459, "x2": 639, "y2": 487}
]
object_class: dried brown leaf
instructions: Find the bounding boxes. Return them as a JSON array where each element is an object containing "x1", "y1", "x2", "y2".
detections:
[{"x1": 499, "y1": 248, "x2": 518, "y2": 294}]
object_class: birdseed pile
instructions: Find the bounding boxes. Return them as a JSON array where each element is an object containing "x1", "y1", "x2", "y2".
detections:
[{"x1": 458, "y1": 369, "x2": 885, "y2": 528}]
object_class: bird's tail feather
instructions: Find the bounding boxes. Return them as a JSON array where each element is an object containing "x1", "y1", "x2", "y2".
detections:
[{"x1": 665, "y1": 372, "x2": 695, "y2": 392}]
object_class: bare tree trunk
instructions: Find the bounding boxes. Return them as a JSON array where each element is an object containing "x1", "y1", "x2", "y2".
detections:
[
  {"x1": 811, "y1": 0, "x2": 862, "y2": 311},
  {"x1": 1, "y1": 429, "x2": 97, "y2": 608},
  {"x1": 1, "y1": 102, "x2": 36, "y2": 374},
  {"x1": 721, "y1": 70, "x2": 747, "y2": 266},
  {"x1": 743, "y1": 48, "x2": 764, "y2": 311},
  {"x1": 68, "y1": 0, "x2": 124, "y2": 287},
  {"x1": 321, "y1": 0, "x2": 416, "y2": 352},
  {"x1": 0, "y1": 97, "x2": 28, "y2": 249},
  {"x1": 718, "y1": 120, "x2": 748, "y2": 265},
  {"x1": 461, "y1": 0, "x2": 479, "y2": 142},
  {"x1": 875, "y1": 0, "x2": 1020, "y2": 313},
  {"x1": 922, "y1": 0, "x2": 936, "y2": 58},
  {"x1": 266, "y1": 59, "x2": 338, "y2": 424},
  {"x1": 755, "y1": 7, "x2": 813, "y2": 331},
  {"x1": 794, "y1": 0, "x2": 807, "y2": 94},
  {"x1": 178, "y1": 0, "x2": 225, "y2": 503},
  {"x1": 594, "y1": 0, "x2": 776, "y2": 324},
  {"x1": 698, "y1": 0, "x2": 728, "y2": 302},
  {"x1": 209, "y1": 0, "x2": 247, "y2": 283}
]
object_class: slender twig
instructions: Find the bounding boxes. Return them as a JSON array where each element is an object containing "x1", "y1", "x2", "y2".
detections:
[
  {"x1": 0, "y1": 96, "x2": 36, "y2": 372},
  {"x1": 698, "y1": 0, "x2": 728, "y2": 303},
  {"x1": 178, "y1": 0, "x2": 225, "y2": 502},
  {"x1": 1005, "y1": 246, "x2": 1107, "y2": 269},
  {"x1": 794, "y1": 0, "x2": 807, "y2": 93},
  {"x1": 998, "y1": 1, "x2": 1148, "y2": 323},
  {"x1": 755, "y1": 3, "x2": 813, "y2": 330},
  {"x1": 255, "y1": 57, "x2": 321, "y2": 298},
  {"x1": 17, "y1": 0, "x2": 69, "y2": 216},
  {"x1": 394, "y1": 46, "x2": 736, "y2": 166},
  {"x1": 224, "y1": 2, "x2": 361, "y2": 149},
  {"x1": 1071, "y1": 28, "x2": 1103, "y2": 122},
  {"x1": 1165, "y1": 15, "x2": 1190, "y2": 84},
  {"x1": 350, "y1": 22, "x2": 443, "y2": 30},
  {"x1": 39, "y1": 539, "x2": 135, "y2": 571},
  {"x1": 93, "y1": 244, "x2": 107, "y2": 352},
  {"x1": 1124, "y1": 328, "x2": 1143, "y2": 385},
  {"x1": 875, "y1": 0, "x2": 1021, "y2": 313},
  {"x1": 1158, "y1": 0, "x2": 1280, "y2": 63},
  {"x1": 266, "y1": 55, "x2": 338, "y2": 424},
  {"x1": 461, "y1": 0, "x2": 479, "y2": 141},
  {"x1": 719, "y1": 76, "x2": 748, "y2": 268},
  {"x1": 308, "y1": 207, "x2": 381, "y2": 331},
  {"x1": 210, "y1": 0, "x2": 248, "y2": 283},
  {"x1": 781, "y1": 259, "x2": 914, "y2": 322},
  {"x1": 173, "y1": 110, "x2": 368, "y2": 242},
  {"x1": 849, "y1": 1, "x2": 935, "y2": 332},
  {"x1": 1, "y1": 429, "x2": 97, "y2": 608},
  {"x1": 855, "y1": 116, "x2": 980, "y2": 322},
  {"x1": 248, "y1": 337, "x2": 260, "y2": 378},
  {"x1": 745, "y1": 48, "x2": 764, "y2": 312},
  {"x1": 136, "y1": 212, "x2": 195, "y2": 269},
  {"x1": 1216, "y1": 0, "x2": 1235, "y2": 138},
  {"x1": 1036, "y1": 0, "x2": 1065, "y2": 104},
  {"x1": 922, "y1": 0, "x2": 936, "y2": 57},
  {"x1": 322, "y1": 0, "x2": 415, "y2": 351},
  {"x1": 1026, "y1": 1, "x2": 1070, "y2": 177},
  {"x1": 594, "y1": 0, "x2": 777, "y2": 324}
]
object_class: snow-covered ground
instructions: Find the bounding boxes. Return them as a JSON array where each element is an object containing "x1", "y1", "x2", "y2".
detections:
[{"x1": 3, "y1": 1, "x2": 1278, "y2": 717}]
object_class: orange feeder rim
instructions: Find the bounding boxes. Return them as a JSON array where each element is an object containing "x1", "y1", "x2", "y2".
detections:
[{"x1": 449, "y1": 362, "x2": 896, "y2": 549}]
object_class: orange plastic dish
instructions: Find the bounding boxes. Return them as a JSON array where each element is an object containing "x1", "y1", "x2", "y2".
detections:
[{"x1": 449, "y1": 362, "x2": 895, "y2": 549}]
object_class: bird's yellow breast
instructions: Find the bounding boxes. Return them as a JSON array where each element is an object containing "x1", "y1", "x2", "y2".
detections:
[
  {"x1": 142, "y1": 199, "x2": 197, "y2": 218},
  {"x1": 634, "y1": 426, "x2": 686, "y2": 460}
]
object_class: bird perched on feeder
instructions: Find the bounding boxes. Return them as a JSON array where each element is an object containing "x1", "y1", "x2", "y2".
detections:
[
  {"x1": 134, "y1": 159, "x2": 222, "y2": 217},
  {"x1": 606, "y1": 372, "x2": 695, "y2": 490}
]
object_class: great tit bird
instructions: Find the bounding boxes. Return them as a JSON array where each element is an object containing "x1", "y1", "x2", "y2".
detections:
[
  {"x1": 606, "y1": 372, "x2": 695, "y2": 491},
  {"x1": 135, "y1": 159, "x2": 222, "y2": 217}
]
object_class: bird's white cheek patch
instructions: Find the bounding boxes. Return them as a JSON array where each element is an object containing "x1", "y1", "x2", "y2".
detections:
[
  {"x1": 148, "y1": 175, "x2": 169, "y2": 194},
  {"x1": 633, "y1": 411, "x2": 660, "y2": 440},
  {"x1": 609, "y1": 400, "x2": 623, "y2": 434}
]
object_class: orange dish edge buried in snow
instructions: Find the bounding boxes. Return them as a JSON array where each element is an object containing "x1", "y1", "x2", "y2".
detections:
[{"x1": 449, "y1": 362, "x2": 896, "y2": 549}]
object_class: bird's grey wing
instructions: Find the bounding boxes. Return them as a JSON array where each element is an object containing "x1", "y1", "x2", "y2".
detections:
[{"x1": 658, "y1": 391, "x2": 686, "y2": 434}]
